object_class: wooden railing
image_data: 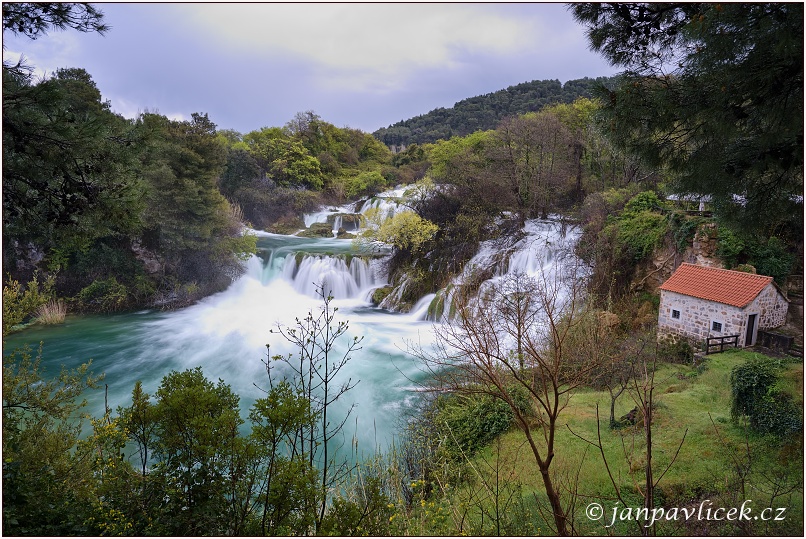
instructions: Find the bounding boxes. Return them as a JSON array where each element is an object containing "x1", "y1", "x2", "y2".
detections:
[{"x1": 705, "y1": 335, "x2": 739, "y2": 355}]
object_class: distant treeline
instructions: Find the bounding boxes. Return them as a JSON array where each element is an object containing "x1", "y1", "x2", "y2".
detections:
[{"x1": 373, "y1": 76, "x2": 617, "y2": 148}]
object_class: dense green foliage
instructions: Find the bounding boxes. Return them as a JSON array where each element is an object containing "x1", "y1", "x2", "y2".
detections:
[
  {"x1": 730, "y1": 357, "x2": 803, "y2": 438},
  {"x1": 2, "y1": 344, "x2": 102, "y2": 534},
  {"x1": 2, "y1": 62, "x2": 256, "y2": 311},
  {"x1": 218, "y1": 111, "x2": 396, "y2": 231},
  {"x1": 3, "y1": 66, "x2": 143, "y2": 260},
  {"x1": 373, "y1": 77, "x2": 616, "y2": 147},
  {"x1": 715, "y1": 229, "x2": 796, "y2": 285},
  {"x1": 573, "y1": 3, "x2": 803, "y2": 236},
  {"x1": 434, "y1": 393, "x2": 514, "y2": 460}
]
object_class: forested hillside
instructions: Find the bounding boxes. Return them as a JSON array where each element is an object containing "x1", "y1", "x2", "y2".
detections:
[{"x1": 373, "y1": 76, "x2": 615, "y2": 148}]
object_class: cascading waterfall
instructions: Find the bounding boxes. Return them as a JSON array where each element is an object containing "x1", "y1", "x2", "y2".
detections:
[
  {"x1": 6, "y1": 194, "x2": 582, "y2": 459},
  {"x1": 407, "y1": 218, "x2": 582, "y2": 322},
  {"x1": 356, "y1": 187, "x2": 409, "y2": 222},
  {"x1": 282, "y1": 253, "x2": 381, "y2": 300}
]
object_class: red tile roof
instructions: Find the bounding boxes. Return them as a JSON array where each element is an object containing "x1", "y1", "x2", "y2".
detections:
[{"x1": 659, "y1": 263, "x2": 775, "y2": 308}]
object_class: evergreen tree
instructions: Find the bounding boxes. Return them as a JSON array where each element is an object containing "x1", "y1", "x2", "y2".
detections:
[{"x1": 572, "y1": 2, "x2": 803, "y2": 233}]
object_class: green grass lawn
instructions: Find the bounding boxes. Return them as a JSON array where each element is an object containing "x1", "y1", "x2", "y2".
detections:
[{"x1": 458, "y1": 349, "x2": 804, "y2": 536}]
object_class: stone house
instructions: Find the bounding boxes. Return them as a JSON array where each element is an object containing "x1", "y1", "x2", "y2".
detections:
[{"x1": 658, "y1": 263, "x2": 789, "y2": 347}]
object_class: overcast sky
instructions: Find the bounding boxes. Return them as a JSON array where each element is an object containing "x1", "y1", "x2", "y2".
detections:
[{"x1": 3, "y1": 2, "x2": 619, "y2": 134}]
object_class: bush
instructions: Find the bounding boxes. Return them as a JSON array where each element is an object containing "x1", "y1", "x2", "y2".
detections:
[
  {"x1": 340, "y1": 170, "x2": 387, "y2": 199},
  {"x1": 436, "y1": 393, "x2": 514, "y2": 460},
  {"x1": 751, "y1": 390, "x2": 803, "y2": 438},
  {"x1": 2, "y1": 272, "x2": 56, "y2": 335},
  {"x1": 658, "y1": 335, "x2": 695, "y2": 364},
  {"x1": 320, "y1": 476, "x2": 393, "y2": 536},
  {"x1": 622, "y1": 191, "x2": 665, "y2": 215},
  {"x1": 615, "y1": 209, "x2": 668, "y2": 262},
  {"x1": 749, "y1": 236, "x2": 795, "y2": 285},
  {"x1": 730, "y1": 357, "x2": 802, "y2": 438},
  {"x1": 75, "y1": 277, "x2": 128, "y2": 312},
  {"x1": 717, "y1": 228, "x2": 794, "y2": 284}
]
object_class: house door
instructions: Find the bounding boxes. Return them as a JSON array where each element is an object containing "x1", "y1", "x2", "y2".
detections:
[{"x1": 745, "y1": 314, "x2": 757, "y2": 346}]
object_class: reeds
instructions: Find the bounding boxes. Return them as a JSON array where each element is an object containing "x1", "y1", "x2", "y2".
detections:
[{"x1": 35, "y1": 299, "x2": 66, "y2": 325}]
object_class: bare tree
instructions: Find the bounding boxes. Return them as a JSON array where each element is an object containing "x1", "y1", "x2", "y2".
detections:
[
  {"x1": 267, "y1": 285, "x2": 362, "y2": 533},
  {"x1": 569, "y1": 333, "x2": 687, "y2": 536},
  {"x1": 413, "y1": 262, "x2": 603, "y2": 535}
]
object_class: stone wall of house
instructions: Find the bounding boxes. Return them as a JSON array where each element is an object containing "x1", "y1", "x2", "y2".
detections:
[
  {"x1": 658, "y1": 290, "x2": 748, "y2": 346},
  {"x1": 658, "y1": 284, "x2": 789, "y2": 348},
  {"x1": 749, "y1": 285, "x2": 789, "y2": 329}
]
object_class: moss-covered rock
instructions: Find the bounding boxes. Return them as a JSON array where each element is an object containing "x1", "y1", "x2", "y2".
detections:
[
  {"x1": 296, "y1": 222, "x2": 334, "y2": 238},
  {"x1": 267, "y1": 215, "x2": 306, "y2": 235},
  {"x1": 371, "y1": 285, "x2": 393, "y2": 305}
]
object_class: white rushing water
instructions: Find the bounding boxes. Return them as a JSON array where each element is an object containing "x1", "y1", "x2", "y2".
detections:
[
  {"x1": 7, "y1": 208, "x2": 581, "y2": 459},
  {"x1": 405, "y1": 217, "x2": 582, "y2": 323}
]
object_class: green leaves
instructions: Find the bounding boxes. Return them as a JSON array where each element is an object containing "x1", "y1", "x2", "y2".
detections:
[
  {"x1": 3, "y1": 67, "x2": 143, "y2": 250},
  {"x1": 730, "y1": 356, "x2": 802, "y2": 438},
  {"x1": 574, "y1": 2, "x2": 803, "y2": 232},
  {"x1": 2, "y1": 345, "x2": 102, "y2": 536},
  {"x1": 361, "y1": 209, "x2": 439, "y2": 253}
]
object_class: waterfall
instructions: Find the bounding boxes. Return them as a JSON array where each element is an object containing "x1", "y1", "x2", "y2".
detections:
[
  {"x1": 300, "y1": 186, "x2": 410, "y2": 233},
  {"x1": 282, "y1": 253, "x2": 381, "y2": 299},
  {"x1": 355, "y1": 185, "x2": 409, "y2": 223},
  {"x1": 7, "y1": 213, "x2": 581, "y2": 458},
  {"x1": 413, "y1": 218, "x2": 582, "y2": 322}
]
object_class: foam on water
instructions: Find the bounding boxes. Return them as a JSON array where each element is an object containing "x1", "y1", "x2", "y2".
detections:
[{"x1": 5, "y1": 215, "x2": 581, "y2": 457}]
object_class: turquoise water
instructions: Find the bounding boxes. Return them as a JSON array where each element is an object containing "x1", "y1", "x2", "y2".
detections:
[{"x1": 4, "y1": 232, "x2": 436, "y2": 453}]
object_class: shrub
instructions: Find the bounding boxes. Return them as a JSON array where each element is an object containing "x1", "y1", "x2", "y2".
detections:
[
  {"x1": 717, "y1": 228, "x2": 794, "y2": 284},
  {"x1": 715, "y1": 226, "x2": 746, "y2": 268},
  {"x1": 75, "y1": 277, "x2": 128, "y2": 312},
  {"x1": 730, "y1": 357, "x2": 802, "y2": 438},
  {"x1": 622, "y1": 190, "x2": 665, "y2": 215},
  {"x1": 748, "y1": 236, "x2": 794, "y2": 285},
  {"x1": 751, "y1": 390, "x2": 803, "y2": 438},
  {"x1": 658, "y1": 335, "x2": 695, "y2": 364},
  {"x1": 2, "y1": 272, "x2": 56, "y2": 335},
  {"x1": 436, "y1": 393, "x2": 514, "y2": 460},
  {"x1": 730, "y1": 357, "x2": 779, "y2": 420},
  {"x1": 320, "y1": 475, "x2": 393, "y2": 536},
  {"x1": 363, "y1": 210, "x2": 439, "y2": 253},
  {"x1": 340, "y1": 170, "x2": 387, "y2": 198},
  {"x1": 615, "y1": 210, "x2": 668, "y2": 262}
]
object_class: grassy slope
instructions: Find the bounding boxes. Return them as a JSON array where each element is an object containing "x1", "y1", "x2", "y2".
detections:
[{"x1": 462, "y1": 349, "x2": 803, "y2": 536}]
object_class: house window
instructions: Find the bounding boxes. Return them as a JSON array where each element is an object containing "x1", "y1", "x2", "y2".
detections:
[
  {"x1": 671, "y1": 309, "x2": 680, "y2": 319},
  {"x1": 711, "y1": 321, "x2": 723, "y2": 332}
]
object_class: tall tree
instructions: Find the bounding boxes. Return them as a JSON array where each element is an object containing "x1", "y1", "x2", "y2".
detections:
[
  {"x1": 488, "y1": 111, "x2": 575, "y2": 220},
  {"x1": 150, "y1": 367, "x2": 244, "y2": 535},
  {"x1": 572, "y1": 2, "x2": 803, "y2": 232},
  {"x1": 2, "y1": 66, "x2": 142, "y2": 265},
  {"x1": 137, "y1": 111, "x2": 253, "y2": 289}
]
